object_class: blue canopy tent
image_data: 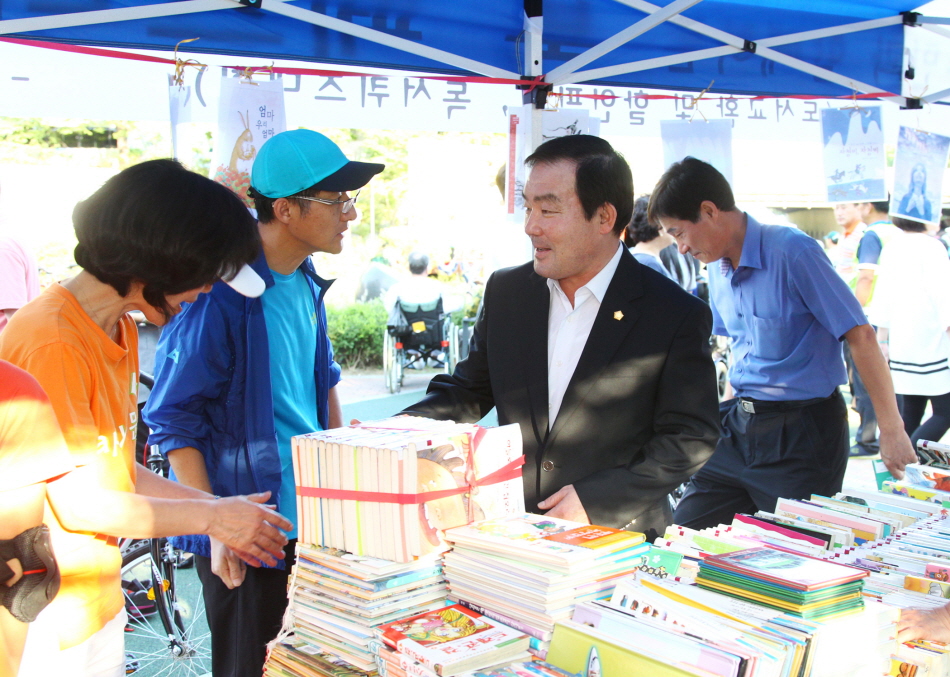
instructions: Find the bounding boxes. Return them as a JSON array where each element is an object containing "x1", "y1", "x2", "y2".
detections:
[{"x1": 1, "y1": 0, "x2": 947, "y2": 106}]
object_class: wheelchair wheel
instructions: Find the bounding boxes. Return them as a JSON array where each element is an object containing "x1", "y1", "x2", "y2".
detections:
[
  {"x1": 383, "y1": 330, "x2": 394, "y2": 392},
  {"x1": 715, "y1": 357, "x2": 729, "y2": 402},
  {"x1": 384, "y1": 334, "x2": 404, "y2": 395},
  {"x1": 391, "y1": 346, "x2": 404, "y2": 394},
  {"x1": 384, "y1": 330, "x2": 404, "y2": 394},
  {"x1": 445, "y1": 321, "x2": 461, "y2": 374}
]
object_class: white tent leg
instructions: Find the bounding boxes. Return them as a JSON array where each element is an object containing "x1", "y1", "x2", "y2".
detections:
[{"x1": 524, "y1": 10, "x2": 545, "y2": 154}]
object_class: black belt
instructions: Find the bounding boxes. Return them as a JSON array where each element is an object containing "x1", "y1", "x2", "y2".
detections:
[{"x1": 738, "y1": 391, "x2": 837, "y2": 415}]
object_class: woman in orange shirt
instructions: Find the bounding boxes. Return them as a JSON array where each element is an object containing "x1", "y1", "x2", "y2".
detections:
[{"x1": 0, "y1": 160, "x2": 292, "y2": 677}]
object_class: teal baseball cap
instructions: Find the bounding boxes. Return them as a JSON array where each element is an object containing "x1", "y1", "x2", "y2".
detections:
[{"x1": 251, "y1": 129, "x2": 384, "y2": 198}]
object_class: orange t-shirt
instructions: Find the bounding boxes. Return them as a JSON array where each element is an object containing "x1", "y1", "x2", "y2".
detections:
[{"x1": 0, "y1": 283, "x2": 138, "y2": 649}]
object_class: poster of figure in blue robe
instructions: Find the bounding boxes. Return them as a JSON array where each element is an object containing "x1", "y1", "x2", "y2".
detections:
[
  {"x1": 820, "y1": 106, "x2": 886, "y2": 203},
  {"x1": 891, "y1": 126, "x2": 950, "y2": 226}
]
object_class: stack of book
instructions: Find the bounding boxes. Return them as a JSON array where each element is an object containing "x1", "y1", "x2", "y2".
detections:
[
  {"x1": 823, "y1": 481, "x2": 950, "y2": 675},
  {"x1": 696, "y1": 546, "x2": 868, "y2": 620},
  {"x1": 265, "y1": 638, "x2": 376, "y2": 677},
  {"x1": 292, "y1": 418, "x2": 524, "y2": 561},
  {"x1": 374, "y1": 604, "x2": 531, "y2": 677},
  {"x1": 442, "y1": 513, "x2": 650, "y2": 659},
  {"x1": 545, "y1": 571, "x2": 898, "y2": 677},
  {"x1": 607, "y1": 484, "x2": 950, "y2": 676},
  {"x1": 881, "y1": 439, "x2": 950, "y2": 506},
  {"x1": 286, "y1": 544, "x2": 450, "y2": 673}
]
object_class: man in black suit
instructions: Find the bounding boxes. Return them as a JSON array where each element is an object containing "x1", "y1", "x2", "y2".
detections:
[{"x1": 403, "y1": 135, "x2": 719, "y2": 534}]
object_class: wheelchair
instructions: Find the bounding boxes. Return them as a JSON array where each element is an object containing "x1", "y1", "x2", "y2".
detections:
[{"x1": 384, "y1": 297, "x2": 460, "y2": 394}]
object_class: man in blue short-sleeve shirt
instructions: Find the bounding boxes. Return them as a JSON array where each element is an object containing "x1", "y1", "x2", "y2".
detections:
[{"x1": 649, "y1": 158, "x2": 915, "y2": 530}]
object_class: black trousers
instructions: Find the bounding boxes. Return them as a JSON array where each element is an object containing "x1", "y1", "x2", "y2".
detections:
[
  {"x1": 673, "y1": 391, "x2": 849, "y2": 530},
  {"x1": 196, "y1": 539, "x2": 297, "y2": 677},
  {"x1": 902, "y1": 392, "x2": 950, "y2": 448}
]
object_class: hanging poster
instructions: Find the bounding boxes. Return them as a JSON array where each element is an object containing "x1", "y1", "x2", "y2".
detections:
[
  {"x1": 168, "y1": 83, "x2": 192, "y2": 159},
  {"x1": 506, "y1": 107, "x2": 594, "y2": 215},
  {"x1": 214, "y1": 75, "x2": 286, "y2": 207},
  {"x1": 820, "y1": 106, "x2": 886, "y2": 203},
  {"x1": 891, "y1": 126, "x2": 950, "y2": 226},
  {"x1": 660, "y1": 119, "x2": 733, "y2": 186}
]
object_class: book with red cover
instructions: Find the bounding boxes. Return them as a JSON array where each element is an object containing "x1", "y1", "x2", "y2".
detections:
[{"x1": 376, "y1": 604, "x2": 530, "y2": 677}]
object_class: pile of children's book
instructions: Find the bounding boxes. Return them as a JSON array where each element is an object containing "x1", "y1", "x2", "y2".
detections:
[
  {"x1": 374, "y1": 603, "x2": 531, "y2": 676},
  {"x1": 637, "y1": 480, "x2": 950, "y2": 675},
  {"x1": 281, "y1": 544, "x2": 449, "y2": 674},
  {"x1": 442, "y1": 513, "x2": 650, "y2": 660},
  {"x1": 560, "y1": 561, "x2": 907, "y2": 677},
  {"x1": 883, "y1": 439, "x2": 950, "y2": 506},
  {"x1": 696, "y1": 546, "x2": 868, "y2": 620},
  {"x1": 268, "y1": 425, "x2": 950, "y2": 677},
  {"x1": 292, "y1": 418, "x2": 524, "y2": 562}
]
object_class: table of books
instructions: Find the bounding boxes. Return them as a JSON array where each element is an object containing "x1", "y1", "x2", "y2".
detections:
[{"x1": 261, "y1": 420, "x2": 950, "y2": 677}]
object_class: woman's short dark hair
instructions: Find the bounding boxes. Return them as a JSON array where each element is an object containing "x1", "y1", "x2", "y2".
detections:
[
  {"x1": 892, "y1": 216, "x2": 927, "y2": 233},
  {"x1": 648, "y1": 157, "x2": 736, "y2": 224},
  {"x1": 525, "y1": 135, "x2": 633, "y2": 235},
  {"x1": 624, "y1": 195, "x2": 659, "y2": 247},
  {"x1": 73, "y1": 159, "x2": 260, "y2": 318}
]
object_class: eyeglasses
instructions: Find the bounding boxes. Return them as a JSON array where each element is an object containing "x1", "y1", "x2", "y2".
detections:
[{"x1": 292, "y1": 190, "x2": 360, "y2": 214}]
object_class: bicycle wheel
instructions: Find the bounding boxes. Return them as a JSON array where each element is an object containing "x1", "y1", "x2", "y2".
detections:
[{"x1": 122, "y1": 540, "x2": 211, "y2": 676}]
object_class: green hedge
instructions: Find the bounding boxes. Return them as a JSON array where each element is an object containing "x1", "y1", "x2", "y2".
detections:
[{"x1": 326, "y1": 300, "x2": 388, "y2": 369}]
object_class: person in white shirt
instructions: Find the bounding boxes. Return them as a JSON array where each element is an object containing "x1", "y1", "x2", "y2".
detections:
[{"x1": 869, "y1": 216, "x2": 950, "y2": 447}]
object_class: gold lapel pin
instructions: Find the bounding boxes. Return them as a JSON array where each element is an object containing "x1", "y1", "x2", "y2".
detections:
[{"x1": 614, "y1": 310, "x2": 624, "y2": 321}]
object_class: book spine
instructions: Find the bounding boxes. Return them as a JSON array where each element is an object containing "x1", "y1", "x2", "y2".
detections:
[
  {"x1": 454, "y1": 598, "x2": 547, "y2": 641},
  {"x1": 398, "y1": 653, "x2": 440, "y2": 677},
  {"x1": 395, "y1": 641, "x2": 437, "y2": 675}
]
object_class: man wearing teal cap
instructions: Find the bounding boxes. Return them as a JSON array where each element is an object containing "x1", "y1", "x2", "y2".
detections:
[{"x1": 145, "y1": 129, "x2": 384, "y2": 677}]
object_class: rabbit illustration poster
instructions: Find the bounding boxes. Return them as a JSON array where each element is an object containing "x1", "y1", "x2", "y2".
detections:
[{"x1": 214, "y1": 75, "x2": 286, "y2": 207}]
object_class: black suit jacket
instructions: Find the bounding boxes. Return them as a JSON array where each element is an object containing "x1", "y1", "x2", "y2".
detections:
[{"x1": 402, "y1": 248, "x2": 719, "y2": 533}]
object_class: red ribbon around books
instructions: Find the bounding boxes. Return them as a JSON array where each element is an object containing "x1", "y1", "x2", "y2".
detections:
[{"x1": 295, "y1": 456, "x2": 524, "y2": 504}]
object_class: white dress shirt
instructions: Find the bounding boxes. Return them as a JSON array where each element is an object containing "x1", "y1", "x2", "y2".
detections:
[{"x1": 547, "y1": 243, "x2": 624, "y2": 427}]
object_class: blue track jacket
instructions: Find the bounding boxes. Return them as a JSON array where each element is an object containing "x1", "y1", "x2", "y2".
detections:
[{"x1": 143, "y1": 250, "x2": 340, "y2": 564}]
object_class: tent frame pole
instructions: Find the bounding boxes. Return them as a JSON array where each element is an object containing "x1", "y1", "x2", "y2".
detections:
[
  {"x1": 523, "y1": 2, "x2": 545, "y2": 154},
  {"x1": 556, "y1": 46, "x2": 736, "y2": 85},
  {"x1": 263, "y1": 0, "x2": 518, "y2": 80},
  {"x1": 546, "y1": 0, "x2": 702, "y2": 82},
  {"x1": 557, "y1": 0, "x2": 903, "y2": 102},
  {"x1": 0, "y1": 0, "x2": 235, "y2": 35}
]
